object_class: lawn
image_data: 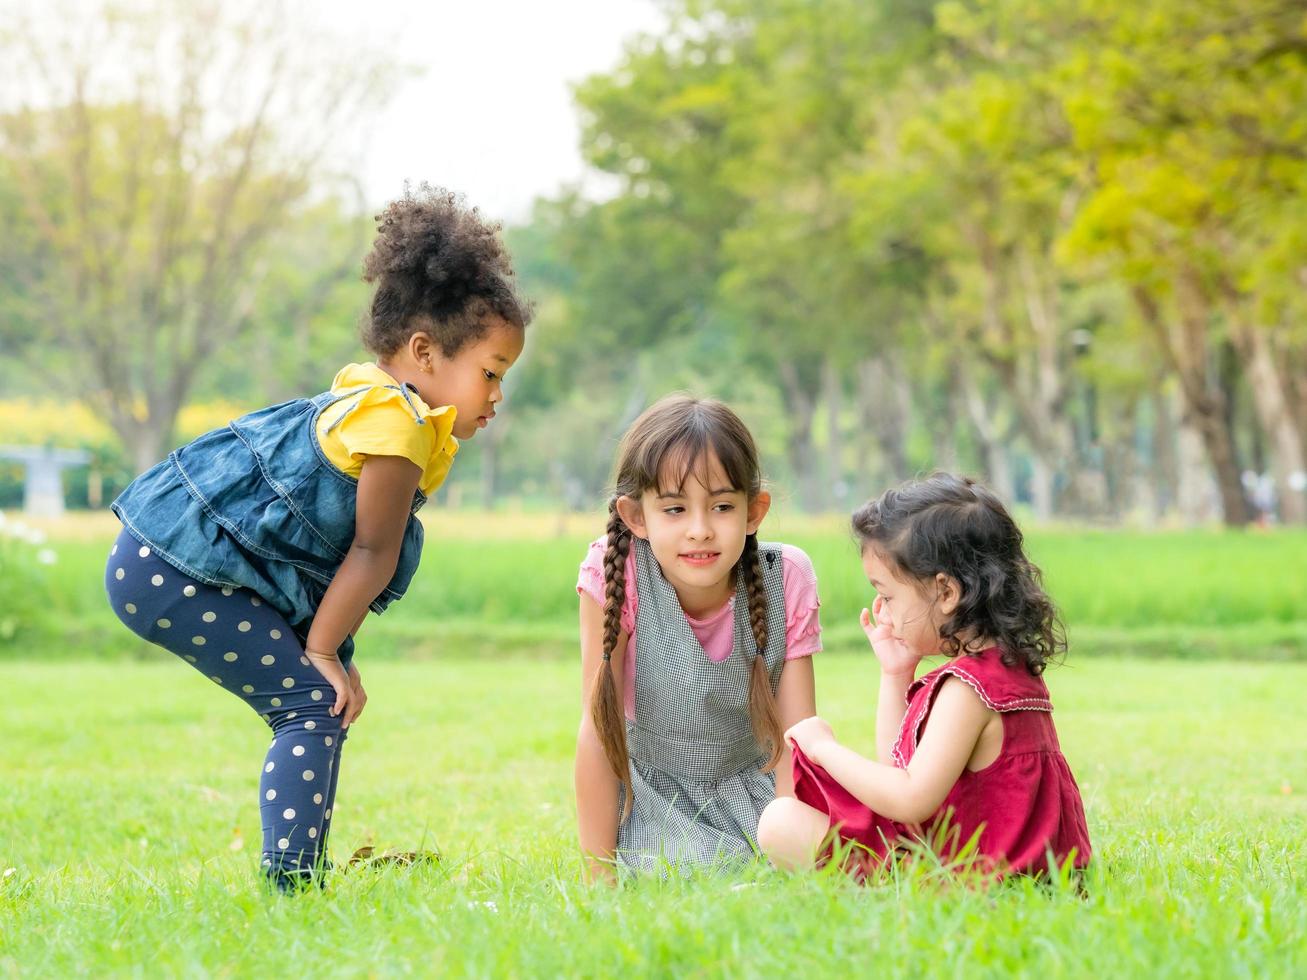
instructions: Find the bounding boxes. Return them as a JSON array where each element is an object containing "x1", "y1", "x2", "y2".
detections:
[
  {"x1": 2, "y1": 513, "x2": 1304, "y2": 975},
  {"x1": 6, "y1": 511, "x2": 1307, "y2": 662},
  {"x1": 1, "y1": 654, "x2": 1303, "y2": 976}
]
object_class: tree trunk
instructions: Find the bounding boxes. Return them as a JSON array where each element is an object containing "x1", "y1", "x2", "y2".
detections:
[
  {"x1": 1095, "y1": 395, "x2": 1137, "y2": 522},
  {"x1": 956, "y1": 362, "x2": 1015, "y2": 505},
  {"x1": 985, "y1": 352, "x2": 1068, "y2": 520},
  {"x1": 855, "y1": 355, "x2": 911, "y2": 486},
  {"x1": 822, "y1": 357, "x2": 845, "y2": 510},
  {"x1": 1228, "y1": 320, "x2": 1307, "y2": 524},
  {"x1": 975, "y1": 243, "x2": 1077, "y2": 518},
  {"x1": 777, "y1": 359, "x2": 822, "y2": 512},
  {"x1": 1187, "y1": 389, "x2": 1248, "y2": 525},
  {"x1": 1131, "y1": 281, "x2": 1249, "y2": 526},
  {"x1": 126, "y1": 419, "x2": 173, "y2": 475},
  {"x1": 1285, "y1": 345, "x2": 1307, "y2": 463},
  {"x1": 99, "y1": 386, "x2": 178, "y2": 476},
  {"x1": 1149, "y1": 382, "x2": 1179, "y2": 521},
  {"x1": 1175, "y1": 395, "x2": 1220, "y2": 524}
]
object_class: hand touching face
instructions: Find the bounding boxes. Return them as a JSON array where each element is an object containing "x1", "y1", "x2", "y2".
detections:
[{"x1": 861, "y1": 547, "x2": 952, "y2": 661}]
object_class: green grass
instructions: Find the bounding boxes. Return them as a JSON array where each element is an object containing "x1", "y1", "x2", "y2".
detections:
[
  {"x1": 6, "y1": 515, "x2": 1306, "y2": 660},
  {"x1": 1, "y1": 654, "x2": 1304, "y2": 976},
  {"x1": 3, "y1": 513, "x2": 1304, "y2": 971}
]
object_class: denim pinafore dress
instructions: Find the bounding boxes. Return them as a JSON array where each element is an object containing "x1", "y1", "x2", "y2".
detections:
[
  {"x1": 111, "y1": 383, "x2": 430, "y2": 665},
  {"x1": 617, "y1": 537, "x2": 788, "y2": 874}
]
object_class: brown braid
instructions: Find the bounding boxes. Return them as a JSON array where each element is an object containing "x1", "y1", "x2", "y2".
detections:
[
  {"x1": 590, "y1": 497, "x2": 635, "y2": 820},
  {"x1": 741, "y1": 532, "x2": 783, "y2": 771}
]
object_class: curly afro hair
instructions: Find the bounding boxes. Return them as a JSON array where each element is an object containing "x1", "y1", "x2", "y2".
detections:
[{"x1": 361, "y1": 184, "x2": 531, "y2": 357}]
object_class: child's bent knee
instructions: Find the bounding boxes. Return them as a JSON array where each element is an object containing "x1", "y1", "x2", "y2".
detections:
[
  {"x1": 267, "y1": 699, "x2": 343, "y2": 738},
  {"x1": 757, "y1": 797, "x2": 827, "y2": 870},
  {"x1": 758, "y1": 797, "x2": 803, "y2": 840}
]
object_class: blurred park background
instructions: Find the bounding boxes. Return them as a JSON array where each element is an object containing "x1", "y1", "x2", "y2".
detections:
[
  {"x1": 2, "y1": 0, "x2": 1305, "y2": 654},
  {"x1": 1, "y1": 0, "x2": 1305, "y2": 662},
  {"x1": 1, "y1": 0, "x2": 1305, "y2": 528}
]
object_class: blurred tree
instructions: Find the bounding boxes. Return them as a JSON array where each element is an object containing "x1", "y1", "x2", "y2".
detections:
[
  {"x1": 1055, "y1": 0, "x2": 1307, "y2": 523},
  {"x1": 212, "y1": 195, "x2": 375, "y2": 406},
  {"x1": 552, "y1": 0, "x2": 1307, "y2": 523},
  {"x1": 0, "y1": 0, "x2": 398, "y2": 472}
]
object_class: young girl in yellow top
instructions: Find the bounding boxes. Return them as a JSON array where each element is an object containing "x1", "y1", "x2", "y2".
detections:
[{"x1": 105, "y1": 186, "x2": 529, "y2": 889}]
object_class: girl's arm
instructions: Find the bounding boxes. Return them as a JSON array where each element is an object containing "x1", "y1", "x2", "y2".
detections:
[
  {"x1": 772, "y1": 656, "x2": 816, "y2": 798},
  {"x1": 787, "y1": 678, "x2": 993, "y2": 824},
  {"x1": 574, "y1": 592, "x2": 628, "y2": 884},
  {"x1": 875, "y1": 666, "x2": 915, "y2": 764},
  {"x1": 304, "y1": 454, "x2": 421, "y2": 727},
  {"x1": 861, "y1": 600, "x2": 923, "y2": 762}
]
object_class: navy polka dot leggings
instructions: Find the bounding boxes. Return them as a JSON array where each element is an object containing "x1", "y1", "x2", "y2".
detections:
[{"x1": 104, "y1": 526, "x2": 346, "y2": 888}]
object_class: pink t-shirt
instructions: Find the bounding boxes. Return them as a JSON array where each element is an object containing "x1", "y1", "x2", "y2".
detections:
[{"x1": 576, "y1": 538, "x2": 822, "y2": 718}]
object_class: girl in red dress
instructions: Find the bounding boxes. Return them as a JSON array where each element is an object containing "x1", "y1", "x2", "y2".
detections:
[{"x1": 757, "y1": 472, "x2": 1091, "y2": 881}]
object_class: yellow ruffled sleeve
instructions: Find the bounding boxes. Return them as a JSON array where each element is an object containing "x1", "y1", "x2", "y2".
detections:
[{"x1": 318, "y1": 378, "x2": 459, "y2": 495}]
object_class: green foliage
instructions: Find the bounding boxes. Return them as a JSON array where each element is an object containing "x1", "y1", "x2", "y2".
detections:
[
  {"x1": 195, "y1": 201, "x2": 376, "y2": 405},
  {"x1": 0, "y1": 2, "x2": 399, "y2": 472},
  {"x1": 498, "y1": 0, "x2": 1307, "y2": 521},
  {"x1": 10, "y1": 519, "x2": 1307, "y2": 660},
  {"x1": 0, "y1": 517, "x2": 63, "y2": 645},
  {"x1": 4, "y1": 0, "x2": 1306, "y2": 522}
]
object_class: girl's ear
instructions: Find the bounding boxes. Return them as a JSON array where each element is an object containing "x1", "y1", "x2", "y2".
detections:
[
  {"x1": 935, "y1": 572, "x2": 962, "y2": 617},
  {"x1": 614, "y1": 494, "x2": 648, "y2": 540},
  {"x1": 746, "y1": 490, "x2": 771, "y2": 534},
  {"x1": 408, "y1": 330, "x2": 436, "y2": 370}
]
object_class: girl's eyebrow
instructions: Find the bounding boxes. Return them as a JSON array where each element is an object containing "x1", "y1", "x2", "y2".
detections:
[
  {"x1": 869, "y1": 578, "x2": 887, "y2": 589},
  {"x1": 655, "y1": 486, "x2": 738, "y2": 500}
]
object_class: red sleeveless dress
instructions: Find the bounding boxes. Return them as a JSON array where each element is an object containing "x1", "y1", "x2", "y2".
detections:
[{"x1": 792, "y1": 647, "x2": 1092, "y2": 879}]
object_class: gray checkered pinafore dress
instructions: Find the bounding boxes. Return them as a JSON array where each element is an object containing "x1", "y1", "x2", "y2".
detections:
[{"x1": 617, "y1": 537, "x2": 788, "y2": 874}]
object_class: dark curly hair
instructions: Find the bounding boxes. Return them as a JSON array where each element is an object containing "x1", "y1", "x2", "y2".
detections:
[
  {"x1": 852, "y1": 473, "x2": 1066, "y2": 675},
  {"x1": 361, "y1": 184, "x2": 531, "y2": 357}
]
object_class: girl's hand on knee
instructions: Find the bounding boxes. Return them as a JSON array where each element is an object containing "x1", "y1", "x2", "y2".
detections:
[
  {"x1": 346, "y1": 661, "x2": 367, "y2": 726},
  {"x1": 305, "y1": 648, "x2": 355, "y2": 727}
]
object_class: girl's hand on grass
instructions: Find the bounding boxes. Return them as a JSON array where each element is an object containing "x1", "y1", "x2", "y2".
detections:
[
  {"x1": 862, "y1": 597, "x2": 920, "y2": 679},
  {"x1": 346, "y1": 661, "x2": 367, "y2": 726},
  {"x1": 304, "y1": 648, "x2": 359, "y2": 729},
  {"x1": 785, "y1": 715, "x2": 837, "y2": 760},
  {"x1": 584, "y1": 856, "x2": 617, "y2": 887}
]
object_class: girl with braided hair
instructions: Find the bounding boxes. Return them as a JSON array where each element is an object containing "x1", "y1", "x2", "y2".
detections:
[
  {"x1": 106, "y1": 185, "x2": 529, "y2": 889},
  {"x1": 573, "y1": 395, "x2": 821, "y2": 881}
]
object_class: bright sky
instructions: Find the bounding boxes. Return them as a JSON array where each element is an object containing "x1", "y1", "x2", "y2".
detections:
[{"x1": 322, "y1": 0, "x2": 664, "y2": 222}]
